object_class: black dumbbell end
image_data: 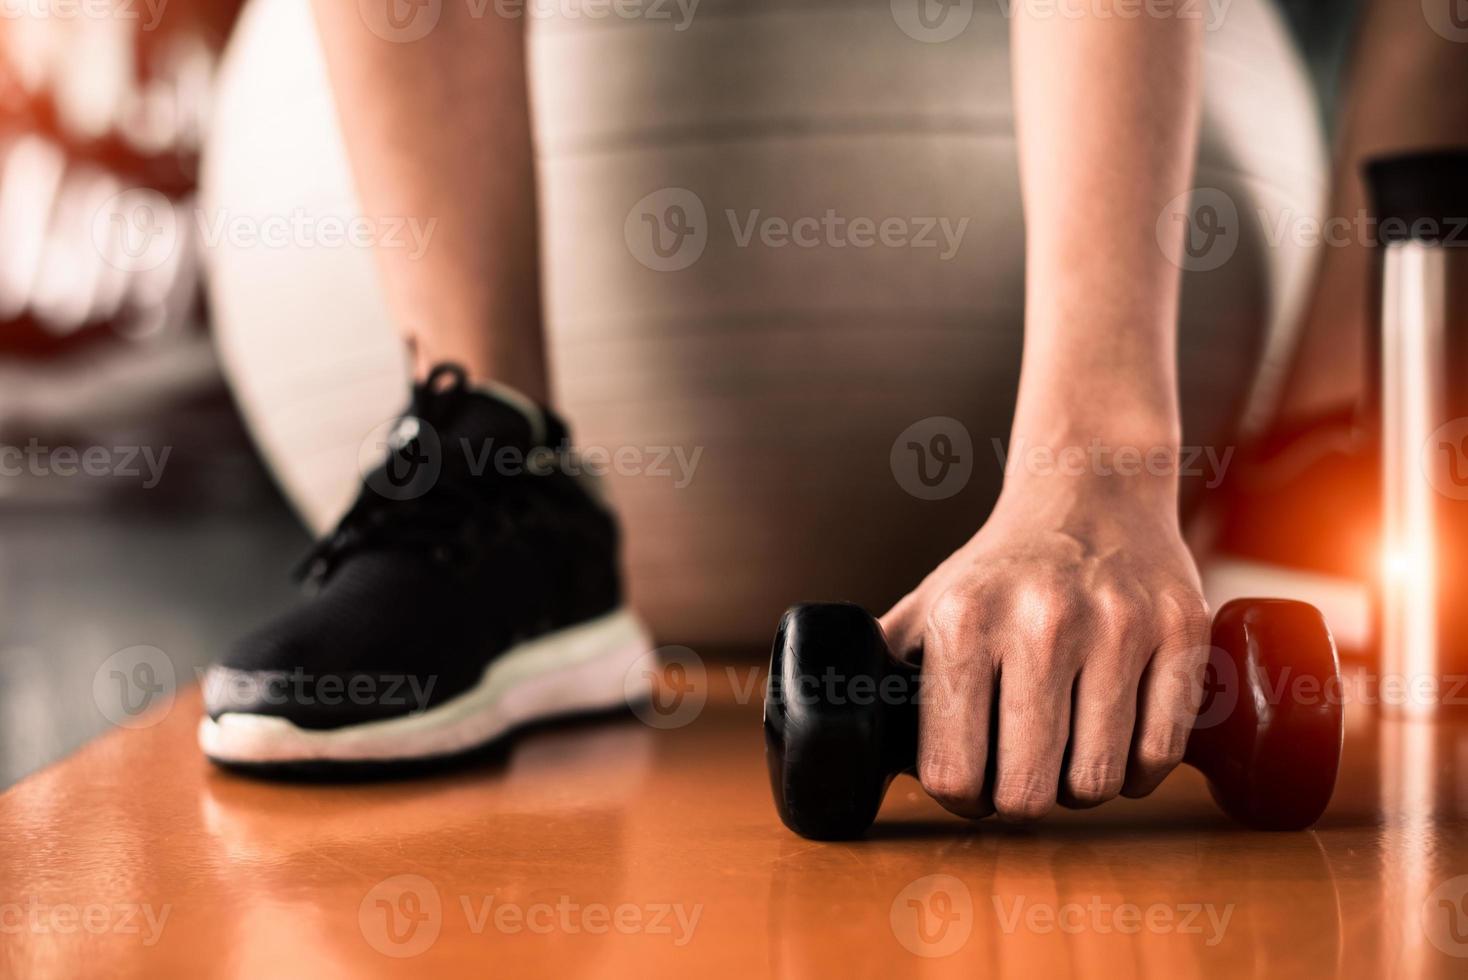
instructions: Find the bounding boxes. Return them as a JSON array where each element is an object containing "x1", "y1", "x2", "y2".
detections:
[{"x1": 764, "y1": 603, "x2": 904, "y2": 840}]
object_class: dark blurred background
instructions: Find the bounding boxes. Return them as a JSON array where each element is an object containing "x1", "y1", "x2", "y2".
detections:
[{"x1": 0, "y1": 0, "x2": 307, "y2": 786}]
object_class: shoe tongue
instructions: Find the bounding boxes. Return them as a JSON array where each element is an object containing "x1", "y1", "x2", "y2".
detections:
[
  {"x1": 422, "y1": 382, "x2": 572, "y2": 476},
  {"x1": 466, "y1": 379, "x2": 548, "y2": 445},
  {"x1": 434, "y1": 385, "x2": 539, "y2": 448}
]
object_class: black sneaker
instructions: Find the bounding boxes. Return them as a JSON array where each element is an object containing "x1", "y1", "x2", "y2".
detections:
[{"x1": 198, "y1": 363, "x2": 653, "y2": 771}]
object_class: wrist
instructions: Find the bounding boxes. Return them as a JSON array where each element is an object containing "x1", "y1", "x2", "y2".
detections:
[
  {"x1": 1003, "y1": 403, "x2": 1181, "y2": 480},
  {"x1": 994, "y1": 430, "x2": 1183, "y2": 515},
  {"x1": 1012, "y1": 309, "x2": 1182, "y2": 448}
]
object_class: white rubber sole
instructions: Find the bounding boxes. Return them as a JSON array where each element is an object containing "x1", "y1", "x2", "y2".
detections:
[{"x1": 197, "y1": 607, "x2": 654, "y2": 764}]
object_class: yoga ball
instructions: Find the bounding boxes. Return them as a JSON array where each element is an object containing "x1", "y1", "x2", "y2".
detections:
[{"x1": 202, "y1": 0, "x2": 1325, "y2": 646}]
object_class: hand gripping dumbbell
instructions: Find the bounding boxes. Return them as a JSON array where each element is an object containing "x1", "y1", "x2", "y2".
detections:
[{"x1": 764, "y1": 599, "x2": 1343, "y2": 840}]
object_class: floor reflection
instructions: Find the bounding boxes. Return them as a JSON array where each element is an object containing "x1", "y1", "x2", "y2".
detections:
[{"x1": 4, "y1": 661, "x2": 1468, "y2": 977}]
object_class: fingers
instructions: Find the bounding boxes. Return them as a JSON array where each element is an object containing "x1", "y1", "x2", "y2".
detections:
[
  {"x1": 917, "y1": 592, "x2": 996, "y2": 819},
  {"x1": 994, "y1": 659, "x2": 1073, "y2": 821},
  {"x1": 1060, "y1": 590, "x2": 1149, "y2": 809},
  {"x1": 882, "y1": 561, "x2": 963, "y2": 664},
  {"x1": 915, "y1": 579, "x2": 1209, "y2": 822},
  {"x1": 992, "y1": 587, "x2": 1077, "y2": 821},
  {"x1": 1061, "y1": 668, "x2": 1140, "y2": 809},
  {"x1": 1123, "y1": 590, "x2": 1211, "y2": 799},
  {"x1": 918, "y1": 585, "x2": 1091, "y2": 822}
]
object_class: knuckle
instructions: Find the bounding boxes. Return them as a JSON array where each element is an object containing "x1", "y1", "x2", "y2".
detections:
[
  {"x1": 926, "y1": 589, "x2": 981, "y2": 643},
  {"x1": 1157, "y1": 642, "x2": 1210, "y2": 708},
  {"x1": 1159, "y1": 587, "x2": 1211, "y2": 642},
  {"x1": 993, "y1": 770, "x2": 1056, "y2": 821},
  {"x1": 1089, "y1": 582, "x2": 1129, "y2": 619},
  {"x1": 1135, "y1": 726, "x2": 1189, "y2": 774},
  {"x1": 920, "y1": 758, "x2": 986, "y2": 808},
  {"x1": 1066, "y1": 760, "x2": 1125, "y2": 804},
  {"x1": 1012, "y1": 583, "x2": 1081, "y2": 645},
  {"x1": 1090, "y1": 583, "x2": 1146, "y2": 640}
]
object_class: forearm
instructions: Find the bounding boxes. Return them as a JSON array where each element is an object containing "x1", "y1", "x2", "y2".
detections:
[{"x1": 1009, "y1": 3, "x2": 1204, "y2": 461}]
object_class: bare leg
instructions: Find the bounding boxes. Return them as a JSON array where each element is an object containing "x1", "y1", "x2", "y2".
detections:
[
  {"x1": 1278, "y1": 0, "x2": 1468, "y2": 423},
  {"x1": 308, "y1": 2, "x2": 549, "y2": 402}
]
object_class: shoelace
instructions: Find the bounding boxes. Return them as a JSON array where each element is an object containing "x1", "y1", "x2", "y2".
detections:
[{"x1": 293, "y1": 364, "x2": 519, "y2": 586}]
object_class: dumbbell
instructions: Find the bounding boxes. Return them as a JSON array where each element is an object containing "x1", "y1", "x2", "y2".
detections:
[{"x1": 764, "y1": 598, "x2": 1342, "y2": 840}]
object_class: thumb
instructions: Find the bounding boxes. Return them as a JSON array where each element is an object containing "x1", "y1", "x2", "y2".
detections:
[{"x1": 878, "y1": 589, "x2": 928, "y2": 666}]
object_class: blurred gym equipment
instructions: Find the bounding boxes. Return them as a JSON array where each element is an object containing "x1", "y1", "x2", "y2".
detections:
[
  {"x1": 0, "y1": 2, "x2": 248, "y2": 502},
  {"x1": 0, "y1": 9, "x2": 232, "y2": 352},
  {"x1": 1365, "y1": 150, "x2": 1468, "y2": 715}
]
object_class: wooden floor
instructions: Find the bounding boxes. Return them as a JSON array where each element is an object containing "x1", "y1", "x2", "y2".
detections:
[{"x1": 3, "y1": 662, "x2": 1467, "y2": 978}]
